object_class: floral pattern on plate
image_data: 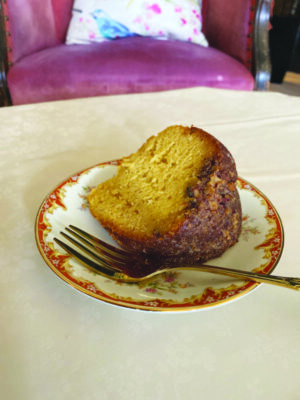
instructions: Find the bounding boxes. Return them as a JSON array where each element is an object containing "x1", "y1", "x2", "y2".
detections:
[{"x1": 35, "y1": 161, "x2": 284, "y2": 312}]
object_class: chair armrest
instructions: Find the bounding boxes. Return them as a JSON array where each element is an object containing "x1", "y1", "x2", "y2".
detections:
[
  {"x1": 203, "y1": 0, "x2": 255, "y2": 67},
  {"x1": 1, "y1": 0, "x2": 59, "y2": 65},
  {"x1": 203, "y1": 0, "x2": 272, "y2": 90}
]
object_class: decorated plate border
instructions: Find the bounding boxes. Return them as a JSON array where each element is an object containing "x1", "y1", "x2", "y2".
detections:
[{"x1": 35, "y1": 161, "x2": 284, "y2": 312}]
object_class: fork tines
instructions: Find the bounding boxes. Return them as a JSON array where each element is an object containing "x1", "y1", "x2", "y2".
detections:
[{"x1": 54, "y1": 225, "x2": 131, "y2": 276}]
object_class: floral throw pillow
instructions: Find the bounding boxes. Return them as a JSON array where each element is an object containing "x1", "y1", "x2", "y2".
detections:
[{"x1": 66, "y1": 0, "x2": 208, "y2": 47}]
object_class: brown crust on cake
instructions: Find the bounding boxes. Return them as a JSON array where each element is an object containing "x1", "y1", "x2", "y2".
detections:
[{"x1": 89, "y1": 126, "x2": 242, "y2": 262}]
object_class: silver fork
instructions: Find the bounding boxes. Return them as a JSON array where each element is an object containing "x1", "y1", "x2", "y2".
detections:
[{"x1": 54, "y1": 225, "x2": 300, "y2": 290}]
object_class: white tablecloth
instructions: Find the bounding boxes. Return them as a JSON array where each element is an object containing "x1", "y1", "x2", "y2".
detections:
[{"x1": 1, "y1": 87, "x2": 300, "y2": 400}]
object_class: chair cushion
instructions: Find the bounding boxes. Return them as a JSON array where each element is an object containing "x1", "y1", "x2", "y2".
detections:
[{"x1": 7, "y1": 37, "x2": 254, "y2": 105}]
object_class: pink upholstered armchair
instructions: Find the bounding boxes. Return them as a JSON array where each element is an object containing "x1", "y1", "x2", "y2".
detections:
[{"x1": 0, "y1": 0, "x2": 272, "y2": 106}]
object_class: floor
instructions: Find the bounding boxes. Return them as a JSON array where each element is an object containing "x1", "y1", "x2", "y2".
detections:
[{"x1": 269, "y1": 71, "x2": 300, "y2": 96}]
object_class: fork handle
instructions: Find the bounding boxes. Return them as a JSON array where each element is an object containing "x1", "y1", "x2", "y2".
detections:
[{"x1": 176, "y1": 264, "x2": 300, "y2": 290}]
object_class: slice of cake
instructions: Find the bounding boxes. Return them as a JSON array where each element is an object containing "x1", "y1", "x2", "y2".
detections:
[{"x1": 88, "y1": 125, "x2": 242, "y2": 262}]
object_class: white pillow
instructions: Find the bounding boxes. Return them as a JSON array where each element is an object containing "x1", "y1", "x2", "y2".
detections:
[{"x1": 66, "y1": 0, "x2": 208, "y2": 47}]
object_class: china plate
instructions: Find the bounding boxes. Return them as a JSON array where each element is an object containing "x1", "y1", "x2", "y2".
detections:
[{"x1": 35, "y1": 161, "x2": 284, "y2": 312}]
